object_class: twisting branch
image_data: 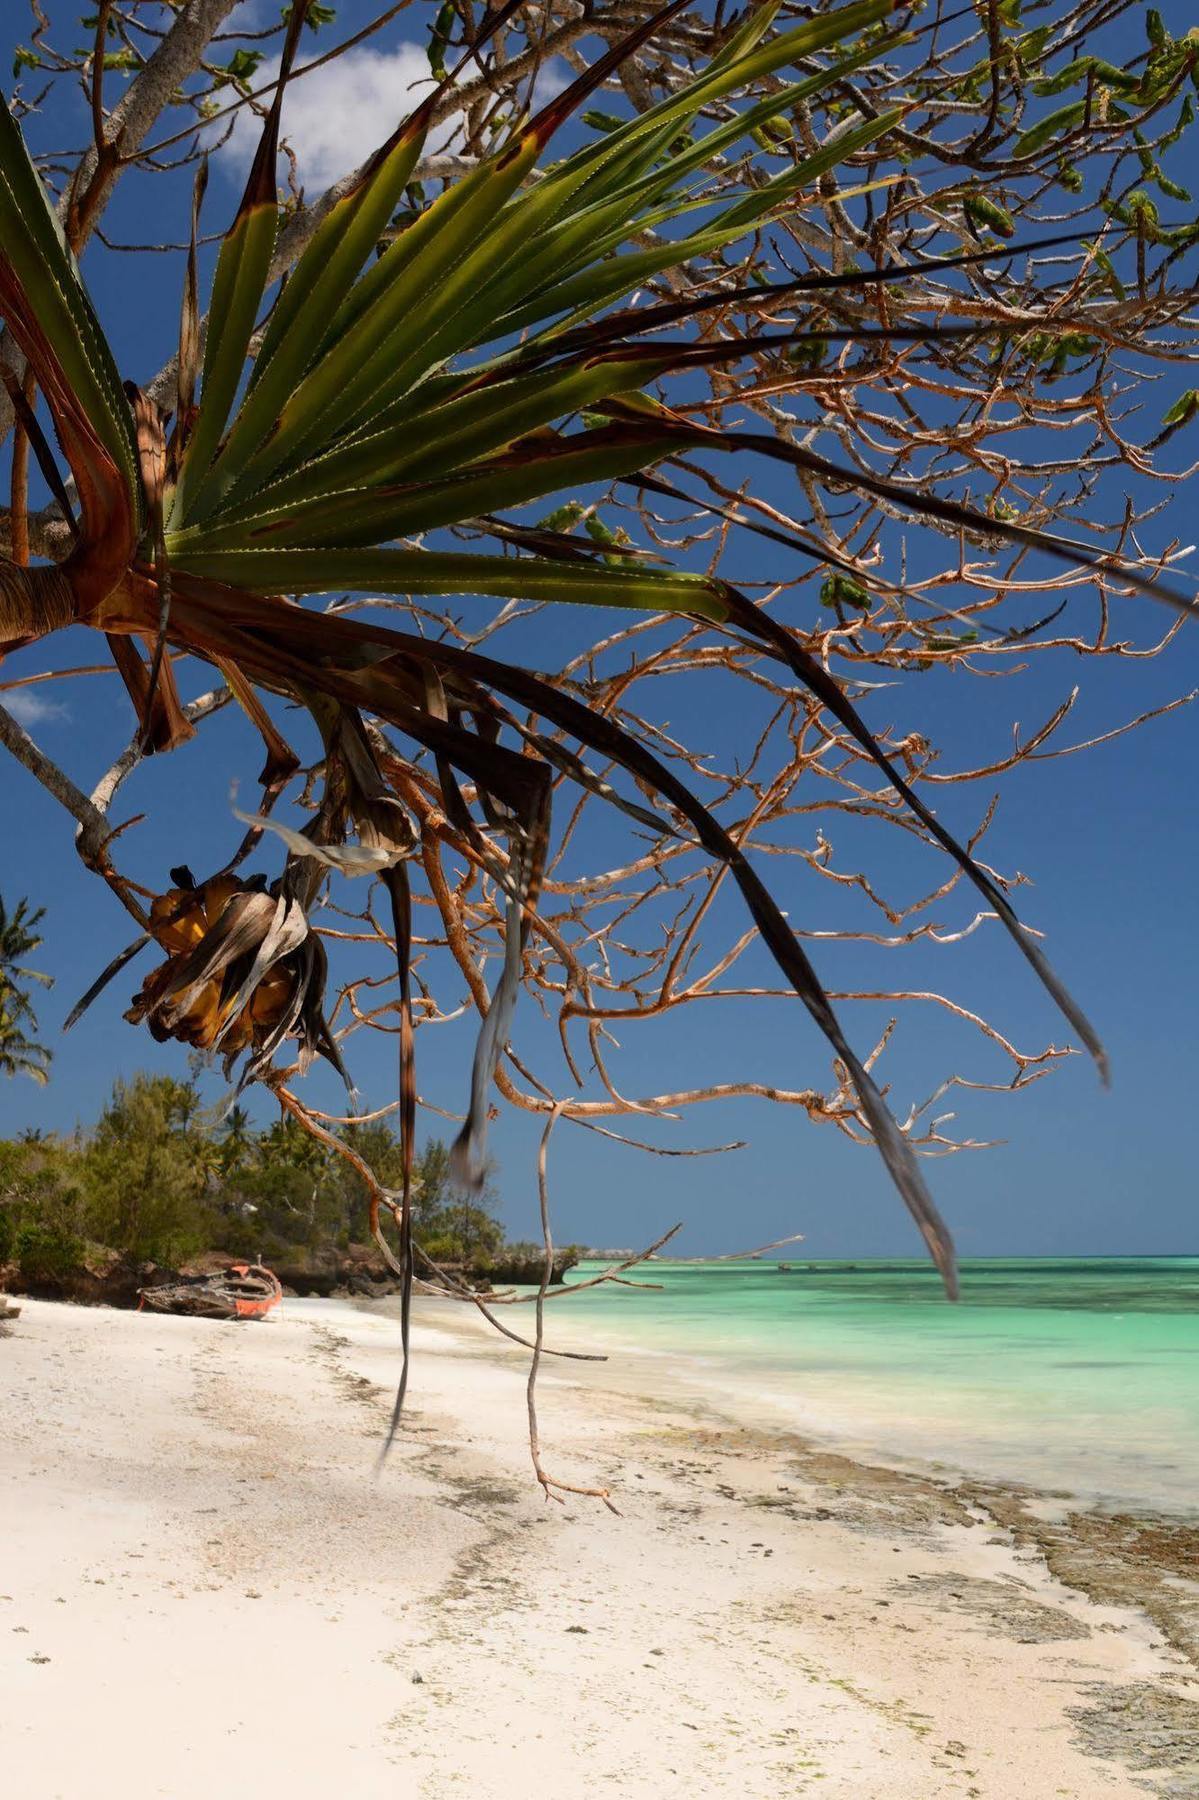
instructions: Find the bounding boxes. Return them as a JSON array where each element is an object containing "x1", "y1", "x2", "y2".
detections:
[{"x1": 525, "y1": 1102, "x2": 621, "y2": 1512}]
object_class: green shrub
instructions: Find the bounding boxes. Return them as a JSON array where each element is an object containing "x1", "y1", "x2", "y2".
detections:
[{"x1": 12, "y1": 1215, "x2": 83, "y2": 1281}]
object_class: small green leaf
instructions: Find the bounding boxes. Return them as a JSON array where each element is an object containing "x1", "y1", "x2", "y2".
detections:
[
  {"x1": 1014, "y1": 100, "x2": 1087, "y2": 158},
  {"x1": 1162, "y1": 94, "x2": 1194, "y2": 147},
  {"x1": 537, "y1": 501, "x2": 586, "y2": 533},
  {"x1": 1162, "y1": 388, "x2": 1199, "y2": 427},
  {"x1": 786, "y1": 337, "x2": 828, "y2": 369},
  {"x1": 1033, "y1": 55, "x2": 1140, "y2": 98},
  {"x1": 820, "y1": 574, "x2": 871, "y2": 611},
  {"x1": 281, "y1": 1, "x2": 334, "y2": 27},
  {"x1": 1088, "y1": 244, "x2": 1125, "y2": 299},
  {"x1": 963, "y1": 190, "x2": 1015, "y2": 237},
  {"x1": 214, "y1": 49, "x2": 264, "y2": 91},
  {"x1": 428, "y1": 0, "x2": 455, "y2": 80},
  {"x1": 581, "y1": 110, "x2": 627, "y2": 134},
  {"x1": 1126, "y1": 189, "x2": 1161, "y2": 232},
  {"x1": 584, "y1": 514, "x2": 636, "y2": 565}
]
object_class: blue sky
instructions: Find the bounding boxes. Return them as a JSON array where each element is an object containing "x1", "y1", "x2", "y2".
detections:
[{"x1": 2, "y1": 1, "x2": 1197, "y2": 1259}]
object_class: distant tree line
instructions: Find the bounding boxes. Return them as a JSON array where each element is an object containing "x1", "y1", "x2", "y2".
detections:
[{"x1": 0, "y1": 1073, "x2": 509, "y2": 1284}]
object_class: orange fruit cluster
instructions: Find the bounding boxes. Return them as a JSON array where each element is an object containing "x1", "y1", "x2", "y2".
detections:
[{"x1": 126, "y1": 876, "x2": 296, "y2": 1053}]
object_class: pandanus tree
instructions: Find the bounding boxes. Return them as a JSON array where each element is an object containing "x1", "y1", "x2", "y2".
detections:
[{"x1": 0, "y1": 0, "x2": 1192, "y2": 1349}]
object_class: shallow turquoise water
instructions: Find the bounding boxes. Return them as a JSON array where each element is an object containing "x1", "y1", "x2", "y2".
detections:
[{"x1": 544, "y1": 1258, "x2": 1199, "y2": 1511}]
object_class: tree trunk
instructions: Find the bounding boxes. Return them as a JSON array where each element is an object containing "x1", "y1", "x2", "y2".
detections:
[{"x1": 0, "y1": 560, "x2": 75, "y2": 652}]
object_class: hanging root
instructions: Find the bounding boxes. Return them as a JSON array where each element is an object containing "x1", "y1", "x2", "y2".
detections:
[{"x1": 527, "y1": 1103, "x2": 620, "y2": 1515}]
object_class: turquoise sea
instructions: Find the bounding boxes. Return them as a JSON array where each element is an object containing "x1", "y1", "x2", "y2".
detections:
[{"x1": 541, "y1": 1257, "x2": 1199, "y2": 1512}]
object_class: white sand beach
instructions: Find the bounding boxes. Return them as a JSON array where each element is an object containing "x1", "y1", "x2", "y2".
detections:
[{"x1": 2, "y1": 1294, "x2": 1196, "y2": 1798}]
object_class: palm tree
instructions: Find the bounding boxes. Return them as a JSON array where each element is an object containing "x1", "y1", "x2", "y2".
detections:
[
  {"x1": 0, "y1": 894, "x2": 52, "y2": 1084},
  {"x1": 218, "y1": 1104, "x2": 254, "y2": 1178},
  {"x1": 0, "y1": 0, "x2": 1175, "y2": 1301},
  {"x1": 0, "y1": 1003, "x2": 51, "y2": 1085}
]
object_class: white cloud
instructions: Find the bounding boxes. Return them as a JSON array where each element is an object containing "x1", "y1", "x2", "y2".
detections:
[
  {"x1": 219, "y1": 42, "x2": 568, "y2": 195},
  {"x1": 1, "y1": 688, "x2": 69, "y2": 727},
  {"x1": 223, "y1": 45, "x2": 453, "y2": 193}
]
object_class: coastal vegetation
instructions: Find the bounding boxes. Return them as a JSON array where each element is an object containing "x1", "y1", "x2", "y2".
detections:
[
  {"x1": 0, "y1": 0, "x2": 1195, "y2": 1335},
  {"x1": 0, "y1": 1070, "x2": 538, "y2": 1292}
]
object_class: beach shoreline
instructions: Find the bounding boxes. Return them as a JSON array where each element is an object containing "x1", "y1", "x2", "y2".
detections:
[
  {"x1": 395, "y1": 1289, "x2": 1199, "y2": 1665},
  {"x1": 3, "y1": 1293, "x2": 1198, "y2": 1797}
]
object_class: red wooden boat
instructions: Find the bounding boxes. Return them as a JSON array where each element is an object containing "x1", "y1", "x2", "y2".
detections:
[{"x1": 138, "y1": 1262, "x2": 282, "y2": 1321}]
